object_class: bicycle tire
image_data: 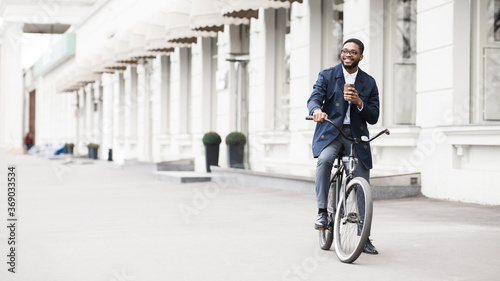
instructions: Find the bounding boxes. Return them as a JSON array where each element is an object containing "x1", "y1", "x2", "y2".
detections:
[
  {"x1": 319, "y1": 179, "x2": 336, "y2": 250},
  {"x1": 333, "y1": 177, "x2": 373, "y2": 263}
]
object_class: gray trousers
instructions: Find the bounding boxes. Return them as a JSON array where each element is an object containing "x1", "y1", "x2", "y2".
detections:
[{"x1": 315, "y1": 125, "x2": 370, "y2": 209}]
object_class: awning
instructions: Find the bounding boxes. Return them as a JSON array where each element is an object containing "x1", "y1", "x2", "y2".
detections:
[
  {"x1": 61, "y1": 83, "x2": 80, "y2": 93},
  {"x1": 129, "y1": 21, "x2": 157, "y2": 60},
  {"x1": 269, "y1": 0, "x2": 303, "y2": 3},
  {"x1": 220, "y1": 0, "x2": 290, "y2": 19},
  {"x1": 58, "y1": 65, "x2": 81, "y2": 93},
  {"x1": 62, "y1": 58, "x2": 97, "y2": 91},
  {"x1": 75, "y1": 66, "x2": 100, "y2": 85},
  {"x1": 145, "y1": 8, "x2": 177, "y2": 53},
  {"x1": 113, "y1": 28, "x2": 137, "y2": 64},
  {"x1": 165, "y1": 0, "x2": 214, "y2": 44},
  {"x1": 73, "y1": 52, "x2": 102, "y2": 83},
  {"x1": 57, "y1": 69, "x2": 74, "y2": 93},
  {"x1": 190, "y1": 0, "x2": 249, "y2": 33},
  {"x1": 102, "y1": 39, "x2": 126, "y2": 72},
  {"x1": 90, "y1": 50, "x2": 108, "y2": 75}
]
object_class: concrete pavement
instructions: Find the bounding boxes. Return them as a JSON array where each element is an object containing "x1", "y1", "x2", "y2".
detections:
[{"x1": 0, "y1": 151, "x2": 499, "y2": 281}]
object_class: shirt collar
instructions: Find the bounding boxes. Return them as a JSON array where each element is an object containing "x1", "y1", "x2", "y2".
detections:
[{"x1": 342, "y1": 65, "x2": 358, "y2": 81}]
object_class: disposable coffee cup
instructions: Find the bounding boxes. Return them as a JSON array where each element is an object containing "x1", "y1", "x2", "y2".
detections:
[
  {"x1": 344, "y1": 83, "x2": 354, "y2": 90},
  {"x1": 344, "y1": 83, "x2": 354, "y2": 101}
]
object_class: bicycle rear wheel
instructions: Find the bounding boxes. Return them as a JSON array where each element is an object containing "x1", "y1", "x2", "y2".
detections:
[
  {"x1": 319, "y1": 180, "x2": 336, "y2": 250},
  {"x1": 333, "y1": 177, "x2": 372, "y2": 263}
]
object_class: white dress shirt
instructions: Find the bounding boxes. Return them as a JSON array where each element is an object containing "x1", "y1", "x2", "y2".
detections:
[{"x1": 342, "y1": 66, "x2": 358, "y2": 125}]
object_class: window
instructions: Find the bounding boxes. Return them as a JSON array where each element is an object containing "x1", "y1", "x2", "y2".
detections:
[
  {"x1": 275, "y1": 8, "x2": 291, "y2": 131},
  {"x1": 471, "y1": 0, "x2": 500, "y2": 122},
  {"x1": 384, "y1": 0, "x2": 417, "y2": 125},
  {"x1": 394, "y1": 0, "x2": 416, "y2": 125},
  {"x1": 495, "y1": 0, "x2": 500, "y2": 41},
  {"x1": 321, "y1": 0, "x2": 344, "y2": 70},
  {"x1": 160, "y1": 55, "x2": 171, "y2": 134}
]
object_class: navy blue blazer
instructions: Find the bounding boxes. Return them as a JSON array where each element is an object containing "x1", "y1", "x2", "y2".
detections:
[{"x1": 307, "y1": 63, "x2": 380, "y2": 169}]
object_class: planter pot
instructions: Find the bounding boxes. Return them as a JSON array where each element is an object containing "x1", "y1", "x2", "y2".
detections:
[
  {"x1": 88, "y1": 148, "x2": 98, "y2": 159},
  {"x1": 204, "y1": 144, "x2": 220, "y2": 172},
  {"x1": 227, "y1": 144, "x2": 244, "y2": 169}
]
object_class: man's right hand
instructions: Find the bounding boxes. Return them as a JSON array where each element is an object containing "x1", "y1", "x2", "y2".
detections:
[{"x1": 313, "y1": 109, "x2": 328, "y2": 122}]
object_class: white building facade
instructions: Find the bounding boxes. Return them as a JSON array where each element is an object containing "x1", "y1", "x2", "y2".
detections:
[{"x1": 2, "y1": 0, "x2": 499, "y2": 205}]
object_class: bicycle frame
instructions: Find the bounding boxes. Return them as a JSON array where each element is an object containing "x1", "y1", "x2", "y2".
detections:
[
  {"x1": 331, "y1": 151, "x2": 355, "y2": 221},
  {"x1": 306, "y1": 116, "x2": 390, "y2": 221},
  {"x1": 329, "y1": 154, "x2": 344, "y2": 215}
]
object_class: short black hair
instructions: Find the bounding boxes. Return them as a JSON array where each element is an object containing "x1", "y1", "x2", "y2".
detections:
[{"x1": 343, "y1": 38, "x2": 364, "y2": 54}]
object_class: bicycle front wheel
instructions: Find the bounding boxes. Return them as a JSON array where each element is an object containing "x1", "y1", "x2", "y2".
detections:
[{"x1": 333, "y1": 177, "x2": 373, "y2": 263}]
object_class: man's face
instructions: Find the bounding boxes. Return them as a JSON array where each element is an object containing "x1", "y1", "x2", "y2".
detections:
[{"x1": 340, "y1": 42, "x2": 363, "y2": 70}]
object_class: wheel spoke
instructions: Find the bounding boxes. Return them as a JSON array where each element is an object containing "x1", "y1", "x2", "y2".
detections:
[{"x1": 338, "y1": 187, "x2": 361, "y2": 255}]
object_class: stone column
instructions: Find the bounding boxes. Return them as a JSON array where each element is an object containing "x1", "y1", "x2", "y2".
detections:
[
  {"x1": 93, "y1": 80, "x2": 104, "y2": 158},
  {"x1": 263, "y1": 8, "x2": 277, "y2": 131},
  {"x1": 123, "y1": 65, "x2": 138, "y2": 160},
  {"x1": 151, "y1": 55, "x2": 169, "y2": 163},
  {"x1": 179, "y1": 47, "x2": 191, "y2": 134},
  {"x1": 85, "y1": 83, "x2": 94, "y2": 144},
  {"x1": 112, "y1": 71, "x2": 125, "y2": 164},
  {"x1": 150, "y1": 55, "x2": 163, "y2": 136},
  {"x1": 137, "y1": 60, "x2": 153, "y2": 162},
  {"x1": 77, "y1": 88, "x2": 86, "y2": 155},
  {"x1": 100, "y1": 74, "x2": 113, "y2": 161},
  {"x1": 201, "y1": 37, "x2": 215, "y2": 133}
]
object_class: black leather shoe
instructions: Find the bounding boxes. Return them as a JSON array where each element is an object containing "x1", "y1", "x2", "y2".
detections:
[
  {"x1": 363, "y1": 238, "x2": 378, "y2": 255},
  {"x1": 314, "y1": 212, "x2": 328, "y2": 230}
]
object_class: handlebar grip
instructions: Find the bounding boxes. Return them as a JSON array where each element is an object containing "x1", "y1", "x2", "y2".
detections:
[{"x1": 305, "y1": 116, "x2": 314, "y2": 120}]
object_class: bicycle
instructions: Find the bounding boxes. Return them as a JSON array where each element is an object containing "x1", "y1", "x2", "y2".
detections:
[{"x1": 306, "y1": 116, "x2": 389, "y2": 263}]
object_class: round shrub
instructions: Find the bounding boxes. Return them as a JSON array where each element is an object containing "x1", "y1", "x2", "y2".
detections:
[
  {"x1": 225, "y1": 132, "x2": 246, "y2": 145},
  {"x1": 87, "y1": 143, "x2": 100, "y2": 149},
  {"x1": 202, "y1": 132, "x2": 222, "y2": 145}
]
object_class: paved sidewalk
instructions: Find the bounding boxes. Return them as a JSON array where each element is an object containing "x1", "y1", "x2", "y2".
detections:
[{"x1": 0, "y1": 152, "x2": 499, "y2": 281}]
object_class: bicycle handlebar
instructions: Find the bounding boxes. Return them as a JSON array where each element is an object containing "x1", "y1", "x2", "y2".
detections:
[{"x1": 305, "y1": 116, "x2": 390, "y2": 144}]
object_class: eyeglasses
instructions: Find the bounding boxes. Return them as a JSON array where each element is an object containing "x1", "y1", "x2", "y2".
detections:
[{"x1": 340, "y1": 49, "x2": 359, "y2": 56}]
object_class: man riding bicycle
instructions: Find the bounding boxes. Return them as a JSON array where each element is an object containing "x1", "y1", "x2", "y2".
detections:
[{"x1": 307, "y1": 38, "x2": 380, "y2": 255}]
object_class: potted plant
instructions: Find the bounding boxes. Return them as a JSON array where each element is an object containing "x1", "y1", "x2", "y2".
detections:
[
  {"x1": 225, "y1": 132, "x2": 246, "y2": 169},
  {"x1": 65, "y1": 143, "x2": 74, "y2": 154},
  {"x1": 87, "y1": 143, "x2": 99, "y2": 159},
  {"x1": 202, "y1": 132, "x2": 222, "y2": 172}
]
